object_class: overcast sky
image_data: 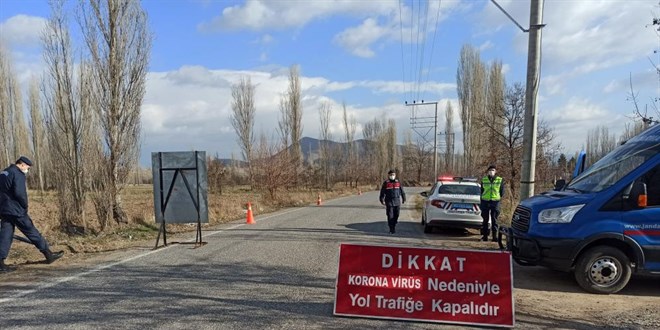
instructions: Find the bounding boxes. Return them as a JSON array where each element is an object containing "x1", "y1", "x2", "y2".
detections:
[{"x1": 1, "y1": 0, "x2": 658, "y2": 166}]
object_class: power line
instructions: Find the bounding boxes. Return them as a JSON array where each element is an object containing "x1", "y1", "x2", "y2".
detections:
[
  {"x1": 416, "y1": 0, "x2": 429, "y2": 102},
  {"x1": 409, "y1": 0, "x2": 415, "y2": 102},
  {"x1": 399, "y1": 0, "x2": 407, "y2": 102},
  {"x1": 414, "y1": 0, "x2": 422, "y2": 100},
  {"x1": 422, "y1": 0, "x2": 443, "y2": 102}
]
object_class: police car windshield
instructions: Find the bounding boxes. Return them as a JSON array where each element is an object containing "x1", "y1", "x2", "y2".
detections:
[
  {"x1": 567, "y1": 127, "x2": 660, "y2": 193},
  {"x1": 437, "y1": 184, "x2": 480, "y2": 195}
]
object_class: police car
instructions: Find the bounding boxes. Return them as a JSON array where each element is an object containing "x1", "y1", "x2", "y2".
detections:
[{"x1": 420, "y1": 176, "x2": 483, "y2": 233}]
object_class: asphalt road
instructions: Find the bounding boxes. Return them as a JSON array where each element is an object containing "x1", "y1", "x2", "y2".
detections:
[
  {"x1": 1, "y1": 188, "x2": 658, "y2": 329},
  {"x1": 1, "y1": 188, "x2": 461, "y2": 329}
]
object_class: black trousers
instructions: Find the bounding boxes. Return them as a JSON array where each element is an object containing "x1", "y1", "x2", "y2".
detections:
[
  {"x1": 480, "y1": 200, "x2": 501, "y2": 237},
  {"x1": 386, "y1": 205, "x2": 400, "y2": 231},
  {"x1": 0, "y1": 214, "x2": 49, "y2": 260}
]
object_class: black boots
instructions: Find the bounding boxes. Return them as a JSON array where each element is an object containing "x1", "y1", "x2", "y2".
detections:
[
  {"x1": 43, "y1": 250, "x2": 64, "y2": 264},
  {"x1": 0, "y1": 259, "x2": 16, "y2": 272},
  {"x1": 0, "y1": 251, "x2": 64, "y2": 272}
]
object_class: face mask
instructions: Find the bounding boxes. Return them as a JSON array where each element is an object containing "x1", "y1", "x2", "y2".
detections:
[
  {"x1": 388, "y1": 175, "x2": 395, "y2": 180},
  {"x1": 21, "y1": 168, "x2": 29, "y2": 174},
  {"x1": 488, "y1": 170, "x2": 495, "y2": 176}
]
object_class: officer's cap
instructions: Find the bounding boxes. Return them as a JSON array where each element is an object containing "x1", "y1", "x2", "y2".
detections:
[{"x1": 17, "y1": 156, "x2": 33, "y2": 167}]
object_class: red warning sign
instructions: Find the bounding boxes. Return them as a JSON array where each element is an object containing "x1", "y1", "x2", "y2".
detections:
[{"x1": 334, "y1": 243, "x2": 514, "y2": 327}]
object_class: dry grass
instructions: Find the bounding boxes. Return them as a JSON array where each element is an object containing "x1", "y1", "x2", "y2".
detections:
[
  {"x1": 5, "y1": 184, "x2": 373, "y2": 264},
  {"x1": 8, "y1": 182, "x2": 522, "y2": 264}
]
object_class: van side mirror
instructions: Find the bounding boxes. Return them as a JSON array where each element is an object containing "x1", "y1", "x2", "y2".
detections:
[
  {"x1": 627, "y1": 182, "x2": 647, "y2": 208},
  {"x1": 554, "y1": 179, "x2": 566, "y2": 191},
  {"x1": 420, "y1": 191, "x2": 428, "y2": 197}
]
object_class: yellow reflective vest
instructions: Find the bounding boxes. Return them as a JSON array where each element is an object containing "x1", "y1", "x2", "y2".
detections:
[{"x1": 481, "y1": 176, "x2": 503, "y2": 201}]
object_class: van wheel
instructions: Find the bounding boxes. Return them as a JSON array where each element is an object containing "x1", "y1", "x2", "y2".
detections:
[{"x1": 574, "y1": 246, "x2": 631, "y2": 294}]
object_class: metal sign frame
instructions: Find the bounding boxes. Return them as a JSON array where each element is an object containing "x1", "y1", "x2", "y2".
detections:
[{"x1": 152, "y1": 151, "x2": 208, "y2": 249}]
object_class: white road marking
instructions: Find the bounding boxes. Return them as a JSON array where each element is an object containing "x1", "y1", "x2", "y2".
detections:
[{"x1": 0, "y1": 206, "x2": 308, "y2": 304}]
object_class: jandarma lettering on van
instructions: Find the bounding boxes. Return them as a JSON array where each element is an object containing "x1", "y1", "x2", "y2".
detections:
[{"x1": 624, "y1": 224, "x2": 660, "y2": 230}]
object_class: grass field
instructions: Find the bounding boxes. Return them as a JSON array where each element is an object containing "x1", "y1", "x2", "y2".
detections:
[{"x1": 5, "y1": 183, "x2": 374, "y2": 264}]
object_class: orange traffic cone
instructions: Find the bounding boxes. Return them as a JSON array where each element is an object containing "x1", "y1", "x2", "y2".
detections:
[
  {"x1": 317, "y1": 193, "x2": 322, "y2": 206},
  {"x1": 246, "y1": 202, "x2": 255, "y2": 224}
]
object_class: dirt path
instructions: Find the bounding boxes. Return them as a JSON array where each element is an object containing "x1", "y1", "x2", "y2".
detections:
[{"x1": 417, "y1": 227, "x2": 660, "y2": 329}]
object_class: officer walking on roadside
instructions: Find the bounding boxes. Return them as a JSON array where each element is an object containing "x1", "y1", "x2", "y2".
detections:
[
  {"x1": 0, "y1": 156, "x2": 64, "y2": 272},
  {"x1": 480, "y1": 165, "x2": 505, "y2": 242},
  {"x1": 379, "y1": 169, "x2": 406, "y2": 234}
]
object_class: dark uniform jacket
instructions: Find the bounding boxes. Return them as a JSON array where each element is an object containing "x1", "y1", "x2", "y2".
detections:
[
  {"x1": 379, "y1": 179, "x2": 406, "y2": 207},
  {"x1": 0, "y1": 164, "x2": 29, "y2": 217}
]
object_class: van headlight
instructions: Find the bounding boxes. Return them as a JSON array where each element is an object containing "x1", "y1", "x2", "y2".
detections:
[{"x1": 538, "y1": 204, "x2": 585, "y2": 223}]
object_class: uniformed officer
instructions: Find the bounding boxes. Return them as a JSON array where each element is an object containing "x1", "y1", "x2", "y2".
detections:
[
  {"x1": 379, "y1": 169, "x2": 406, "y2": 234},
  {"x1": 480, "y1": 165, "x2": 505, "y2": 242},
  {"x1": 0, "y1": 156, "x2": 64, "y2": 272}
]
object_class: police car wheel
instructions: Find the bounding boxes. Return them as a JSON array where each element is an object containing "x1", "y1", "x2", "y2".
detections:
[
  {"x1": 574, "y1": 246, "x2": 632, "y2": 294},
  {"x1": 423, "y1": 224, "x2": 432, "y2": 233}
]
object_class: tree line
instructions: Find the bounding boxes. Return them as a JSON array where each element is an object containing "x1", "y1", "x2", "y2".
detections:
[
  {"x1": 1, "y1": 1, "x2": 651, "y2": 236},
  {"x1": 1, "y1": 0, "x2": 150, "y2": 234}
]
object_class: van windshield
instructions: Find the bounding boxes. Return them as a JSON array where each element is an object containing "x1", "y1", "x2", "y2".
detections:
[{"x1": 567, "y1": 128, "x2": 660, "y2": 193}]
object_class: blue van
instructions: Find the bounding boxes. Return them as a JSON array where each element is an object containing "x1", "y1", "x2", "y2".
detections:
[{"x1": 500, "y1": 124, "x2": 660, "y2": 294}]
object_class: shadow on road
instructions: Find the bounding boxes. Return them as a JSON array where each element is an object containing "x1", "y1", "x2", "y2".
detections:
[{"x1": 304, "y1": 204, "x2": 385, "y2": 210}]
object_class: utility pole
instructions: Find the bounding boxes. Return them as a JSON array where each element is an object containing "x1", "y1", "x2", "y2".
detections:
[
  {"x1": 490, "y1": 0, "x2": 545, "y2": 200},
  {"x1": 406, "y1": 101, "x2": 438, "y2": 182},
  {"x1": 520, "y1": 0, "x2": 545, "y2": 200}
]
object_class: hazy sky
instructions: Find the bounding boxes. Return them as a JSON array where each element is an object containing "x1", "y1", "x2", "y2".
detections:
[{"x1": 1, "y1": 0, "x2": 658, "y2": 166}]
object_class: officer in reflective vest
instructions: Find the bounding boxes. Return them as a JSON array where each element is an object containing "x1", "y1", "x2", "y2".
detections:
[
  {"x1": 480, "y1": 165, "x2": 505, "y2": 242},
  {"x1": 379, "y1": 169, "x2": 406, "y2": 234}
]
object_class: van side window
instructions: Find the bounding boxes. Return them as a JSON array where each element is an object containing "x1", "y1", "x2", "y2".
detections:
[{"x1": 642, "y1": 164, "x2": 660, "y2": 207}]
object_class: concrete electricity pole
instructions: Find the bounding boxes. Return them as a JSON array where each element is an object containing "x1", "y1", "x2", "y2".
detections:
[
  {"x1": 490, "y1": 0, "x2": 545, "y2": 200},
  {"x1": 520, "y1": 0, "x2": 545, "y2": 200}
]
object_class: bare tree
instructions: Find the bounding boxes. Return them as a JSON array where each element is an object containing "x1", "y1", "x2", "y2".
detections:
[
  {"x1": 341, "y1": 102, "x2": 358, "y2": 186},
  {"x1": 230, "y1": 76, "x2": 256, "y2": 186},
  {"x1": 0, "y1": 47, "x2": 14, "y2": 165},
  {"x1": 79, "y1": 0, "x2": 152, "y2": 224},
  {"x1": 0, "y1": 47, "x2": 30, "y2": 163},
  {"x1": 619, "y1": 121, "x2": 647, "y2": 143},
  {"x1": 485, "y1": 60, "x2": 505, "y2": 164},
  {"x1": 42, "y1": 0, "x2": 93, "y2": 232},
  {"x1": 285, "y1": 65, "x2": 303, "y2": 175},
  {"x1": 402, "y1": 133, "x2": 431, "y2": 183},
  {"x1": 457, "y1": 44, "x2": 487, "y2": 174},
  {"x1": 318, "y1": 101, "x2": 332, "y2": 190},
  {"x1": 277, "y1": 93, "x2": 291, "y2": 152},
  {"x1": 586, "y1": 125, "x2": 617, "y2": 167},
  {"x1": 628, "y1": 73, "x2": 659, "y2": 127},
  {"x1": 363, "y1": 117, "x2": 388, "y2": 184},
  {"x1": 489, "y1": 83, "x2": 525, "y2": 200},
  {"x1": 9, "y1": 69, "x2": 31, "y2": 159},
  {"x1": 444, "y1": 100, "x2": 455, "y2": 173},
  {"x1": 252, "y1": 132, "x2": 295, "y2": 198},
  {"x1": 207, "y1": 155, "x2": 227, "y2": 195},
  {"x1": 386, "y1": 118, "x2": 398, "y2": 173},
  {"x1": 28, "y1": 76, "x2": 47, "y2": 192}
]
